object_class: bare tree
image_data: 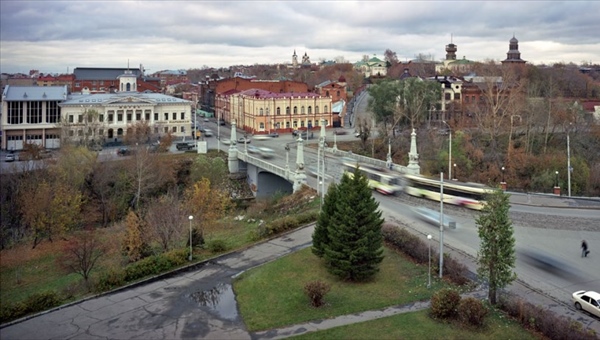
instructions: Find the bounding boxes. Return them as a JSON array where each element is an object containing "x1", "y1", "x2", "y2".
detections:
[
  {"x1": 58, "y1": 229, "x2": 106, "y2": 284},
  {"x1": 144, "y1": 192, "x2": 186, "y2": 252}
]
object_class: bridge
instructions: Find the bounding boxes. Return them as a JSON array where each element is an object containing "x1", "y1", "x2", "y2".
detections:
[{"x1": 226, "y1": 120, "x2": 422, "y2": 198}]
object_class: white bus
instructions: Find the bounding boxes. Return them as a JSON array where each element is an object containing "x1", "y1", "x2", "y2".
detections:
[
  {"x1": 402, "y1": 174, "x2": 493, "y2": 210},
  {"x1": 341, "y1": 161, "x2": 403, "y2": 195}
]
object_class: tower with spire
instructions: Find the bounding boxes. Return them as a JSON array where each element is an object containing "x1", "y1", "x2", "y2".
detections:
[{"x1": 502, "y1": 35, "x2": 526, "y2": 64}]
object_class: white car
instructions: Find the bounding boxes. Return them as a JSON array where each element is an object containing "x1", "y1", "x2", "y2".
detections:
[
  {"x1": 413, "y1": 207, "x2": 457, "y2": 229},
  {"x1": 572, "y1": 290, "x2": 600, "y2": 318}
]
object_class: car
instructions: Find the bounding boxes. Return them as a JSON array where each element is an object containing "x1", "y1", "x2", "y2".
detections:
[
  {"x1": 5, "y1": 153, "x2": 16, "y2": 162},
  {"x1": 334, "y1": 129, "x2": 348, "y2": 135},
  {"x1": 292, "y1": 130, "x2": 300, "y2": 137},
  {"x1": 258, "y1": 147, "x2": 275, "y2": 159},
  {"x1": 220, "y1": 138, "x2": 231, "y2": 145},
  {"x1": 412, "y1": 207, "x2": 457, "y2": 229},
  {"x1": 203, "y1": 129, "x2": 214, "y2": 137},
  {"x1": 268, "y1": 132, "x2": 279, "y2": 138},
  {"x1": 238, "y1": 137, "x2": 251, "y2": 144},
  {"x1": 572, "y1": 290, "x2": 600, "y2": 317},
  {"x1": 219, "y1": 119, "x2": 226, "y2": 126},
  {"x1": 246, "y1": 145, "x2": 259, "y2": 154},
  {"x1": 176, "y1": 142, "x2": 196, "y2": 151},
  {"x1": 117, "y1": 147, "x2": 131, "y2": 156},
  {"x1": 203, "y1": 118, "x2": 209, "y2": 122},
  {"x1": 300, "y1": 131, "x2": 314, "y2": 140}
]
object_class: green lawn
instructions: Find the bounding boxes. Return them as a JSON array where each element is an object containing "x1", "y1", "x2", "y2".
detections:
[
  {"x1": 290, "y1": 308, "x2": 537, "y2": 340},
  {"x1": 233, "y1": 246, "x2": 460, "y2": 332}
]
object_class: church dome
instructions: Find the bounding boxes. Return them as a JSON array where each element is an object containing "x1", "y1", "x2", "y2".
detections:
[
  {"x1": 338, "y1": 75, "x2": 346, "y2": 82},
  {"x1": 510, "y1": 36, "x2": 518, "y2": 43}
]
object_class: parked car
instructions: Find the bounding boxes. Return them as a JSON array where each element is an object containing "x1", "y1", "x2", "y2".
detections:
[
  {"x1": 203, "y1": 118, "x2": 209, "y2": 122},
  {"x1": 5, "y1": 153, "x2": 16, "y2": 162},
  {"x1": 219, "y1": 119, "x2": 226, "y2": 126},
  {"x1": 268, "y1": 132, "x2": 279, "y2": 138},
  {"x1": 238, "y1": 137, "x2": 251, "y2": 144},
  {"x1": 572, "y1": 290, "x2": 600, "y2": 317},
  {"x1": 221, "y1": 138, "x2": 231, "y2": 145},
  {"x1": 300, "y1": 131, "x2": 314, "y2": 140},
  {"x1": 334, "y1": 129, "x2": 348, "y2": 135},
  {"x1": 176, "y1": 142, "x2": 196, "y2": 151},
  {"x1": 117, "y1": 147, "x2": 131, "y2": 156},
  {"x1": 203, "y1": 129, "x2": 214, "y2": 137}
]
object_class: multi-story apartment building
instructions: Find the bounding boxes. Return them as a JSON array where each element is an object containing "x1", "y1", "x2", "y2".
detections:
[
  {"x1": 1, "y1": 71, "x2": 192, "y2": 151},
  {"x1": 216, "y1": 88, "x2": 334, "y2": 135}
]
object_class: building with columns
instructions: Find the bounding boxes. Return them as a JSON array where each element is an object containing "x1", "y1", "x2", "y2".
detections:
[
  {"x1": 216, "y1": 89, "x2": 333, "y2": 135},
  {"x1": 1, "y1": 70, "x2": 191, "y2": 151}
]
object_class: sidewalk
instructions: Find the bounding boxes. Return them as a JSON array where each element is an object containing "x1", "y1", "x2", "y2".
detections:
[{"x1": 508, "y1": 191, "x2": 600, "y2": 209}]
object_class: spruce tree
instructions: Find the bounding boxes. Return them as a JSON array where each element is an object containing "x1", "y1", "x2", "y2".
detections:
[
  {"x1": 323, "y1": 167, "x2": 384, "y2": 281},
  {"x1": 312, "y1": 182, "x2": 339, "y2": 258},
  {"x1": 476, "y1": 188, "x2": 517, "y2": 305}
]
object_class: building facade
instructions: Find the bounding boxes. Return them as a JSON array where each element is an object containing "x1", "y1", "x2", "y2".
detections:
[
  {"x1": 216, "y1": 89, "x2": 333, "y2": 135},
  {"x1": 1, "y1": 73, "x2": 192, "y2": 151}
]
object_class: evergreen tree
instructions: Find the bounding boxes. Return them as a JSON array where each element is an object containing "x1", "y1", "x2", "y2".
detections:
[
  {"x1": 322, "y1": 167, "x2": 384, "y2": 281},
  {"x1": 312, "y1": 182, "x2": 339, "y2": 257},
  {"x1": 476, "y1": 189, "x2": 517, "y2": 305}
]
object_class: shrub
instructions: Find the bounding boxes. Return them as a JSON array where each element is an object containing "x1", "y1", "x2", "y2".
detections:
[
  {"x1": 457, "y1": 297, "x2": 488, "y2": 327},
  {"x1": 0, "y1": 291, "x2": 63, "y2": 324},
  {"x1": 94, "y1": 267, "x2": 126, "y2": 292},
  {"x1": 498, "y1": 293, "x2": 597, "y2": 340},
  {"x1": 206, "y1": 239, "x2": 228, "y2": 253},
  {"x1": 264, "y1": 216, "x2": 299, "y2": 236},
  {"x1": 382, "y1": 224, "x2": 470, "y2": 286},
  {"x1": 430, "y1": 288, "x2": 461, "y2": 319},
  {"x1": 304, "y1": 280, "x2": 331, "y2": 307},
  {"x1": 163, "y1": 248, "x2": 188, "y2": 266},
  {"x1": 296, "y1": 211, "x2": 318, "y2": 225}
]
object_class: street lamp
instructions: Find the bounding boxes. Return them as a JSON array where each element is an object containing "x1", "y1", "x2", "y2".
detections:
[
  {"x1": 555, "y1": 171, "x2": 559, "y2": 188},
  {"x1": 188, "y1": 215, "x2": 194, "y2": 261},
  {"x1": 442, "y1": 121, "x2": 452, "y2": 180},
  {"x1": 427, "y1": 234, "x2": 432, "y2": 288},
  {"x1": 501, "y1": 166, "x2": 505, "y2": 183},
  {"x1": 453, "y1": 163, "x2": 457, "y2": 181}
]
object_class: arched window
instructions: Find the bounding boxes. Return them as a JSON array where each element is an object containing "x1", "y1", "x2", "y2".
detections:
[
  {"x1": 259, "y1": 108, "x2": 264, "y2": 116},
  {"x1": 286, "y1": 106, "x2": 290, "y2": 115},
  {"x1": 259, "y1": 122, "x2": 265, "y2": 129},
  {"x1": 266, "y1": 108, "x2": 270, "y2": 115},
  {"x1": 277, "y1": 107, "x2": 281, "y2": 115},
  {"x1": 293, "y1": 106, "x2": 298, "y2": 114},
  {"x1": 301, "y1": 106, "x2": 305, "y2": 114},
  {"x1": 315, "y1": 106, "x2": 319, "y2": 114},
  {"x1": 308, "y1": 106, "x2": 312, "y2": 114},
  {"x1": 324, "y1": 105, "x2": 328, "y2": 113},
  {"x1": 326, "y1": 90, "x2": 330, "y2": 97}
]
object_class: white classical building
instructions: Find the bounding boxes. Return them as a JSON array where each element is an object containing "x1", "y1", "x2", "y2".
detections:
[{"x1": 1, "y1": 70, "x2": 192, "y2": 150}]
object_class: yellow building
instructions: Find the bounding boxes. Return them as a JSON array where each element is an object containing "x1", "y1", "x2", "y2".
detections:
[{"x1": 218, "y1": 89, "x2": 333, "y2": 134}]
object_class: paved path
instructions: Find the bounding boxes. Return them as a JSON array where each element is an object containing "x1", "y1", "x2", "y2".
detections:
[{"x1": 1, "y1": 194, "x2": 598, "y2": 339}]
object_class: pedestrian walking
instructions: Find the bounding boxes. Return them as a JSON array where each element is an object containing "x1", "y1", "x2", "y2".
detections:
[{"x1": 581, "y1": 240, "x2": 590, "y2": 257}]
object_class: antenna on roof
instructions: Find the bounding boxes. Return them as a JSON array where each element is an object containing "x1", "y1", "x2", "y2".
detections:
[{"x1": 451, "y1": 33, "x2": 453, "y2": 43}]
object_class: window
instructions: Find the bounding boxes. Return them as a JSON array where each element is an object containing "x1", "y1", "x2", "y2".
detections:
[
  {"x1": 27, "y1": 101, "x2": 42, "y2": 124},
  {"x1": 445, "y1": 93, "x2": 451, "y2": 100},
  {"x1": 266, "y1": 108, "x2": 270, "y2": 115},
  {"x1": 77, "y1": 130, "x2": 83, "y2": 136},
  {"x1": 154, "y1": 113, "x2": 159, "y2": 121},
  {"x1": 337, "y1": 90, "x2": 340, "y2": 97},
  {"x1": 164, "y1": 113, "x2": 168, "y2": 121},
  {"x1": 145, "y1": 113, "x2": 150, "y2": 121},
  {"x1": 181, "y1": 112, "x2": 185, "y2": 120},
  {"x1": 46, "y1": 101, "x2": 59, "y2": 123},
  {"x1": 136, "y1": 112, "x2": 141, "y2": 121},
  {"x1": 308, "y1": 106, "x2": 312, "y2": 114},
  {"x1": 301, "y1": 106, "x2": 305, "y2": 114},
  {"x1": 172, "y1": 112, "x2": 176, "y2": 120},
  {"x1": 259, "y1": 122, "x2": 265, "y2": 129},
  {"x1": 69, "y1": 115, "x2": 74, "y2": 123},
  {"x1": 127, "y1": 113, "x2": 132, "y2": 121},
  {"x1": 326, "y1": 91, "x2": 330, "y2": 97},
  {"x1": 108, "y1": 114, "x2": 114, "y2": 122},
  {"x1": 315, "y1": 106, "x2": 319, "y2": 114},
  {"x1": 286, "y1": 107, "x2": 290, "y2": 115},
  {"x1": 78, "y1": 115, "x2": 83, "y2": 123},
  {"x1": 277, "y1": 107, "x2": 281, "y2": 115},
  {"x1": 454, "y1": 93, "x2": 461, "y2": 100},
  {"x1": 154, "y1": 127, "x2": 159, "y2": 134},
  {"x1": 300, "y1": 121, "x2": 305, "y2": 128},
  {"x1": 164, "y1": 127, "x2": 169, "y2": 133},
  {"x1": 293, "y1": 106, "x2": 298, "y2": 114},
  {"x1": 99, "y1": 114, "x2": 104, "y2": 122},
  {"x1": 69, "y1": 130, "x2": 74, "y2": 137},
  {"x1": 465, "y1": 96, "x2": 469, "y2": 103},
  {"x1": 259, "y1": 108, "x2": 264, "y2": 116},
  {"x1": 99, "y1": 129, "x2": 104, "y2": 135},
  {"x1": 172, "y1": 126, "x2": 177, "y2": 133},
  {"x1": 118, "y1": 113, "x2": 123, "y2": 122},
  {"x1": 181, "y1": 126, "x2": 185, "y2": 133}
]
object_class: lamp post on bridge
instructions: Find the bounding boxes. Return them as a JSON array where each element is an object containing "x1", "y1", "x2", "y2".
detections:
[{"x1": 442, "y1": 121, "x2": 452, "y2": 181}]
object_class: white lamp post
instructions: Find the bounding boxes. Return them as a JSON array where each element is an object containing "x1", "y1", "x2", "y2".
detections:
[
  {"x1": 188, "y1": 215, "x2": 194, "y2": 261},
  {"x1": 443, "y1": 121, "x2": 452, "y2": 181},
  {"x1": 427, "y1": 234, "x2": 432, "y2": 288},
  {"x1": 439, "y1": 172, "x2": 444, "y2": 278}
]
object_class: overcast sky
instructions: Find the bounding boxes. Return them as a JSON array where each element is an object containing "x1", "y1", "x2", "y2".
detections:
[{"x1": 2, "y1": 1, "x2": 599, "y2": 75}]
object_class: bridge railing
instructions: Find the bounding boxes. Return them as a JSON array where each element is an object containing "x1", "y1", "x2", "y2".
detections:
[
  {"x1": 326, "y1": 147, "x2": 410, "y2": 174},
  {"x1": 238, "y1": 151, "x2": 291, "y2": 180}
]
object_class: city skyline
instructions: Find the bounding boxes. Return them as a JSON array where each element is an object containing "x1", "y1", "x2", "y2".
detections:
[{"x1": 1, "y1": 1, "x2": 600, "y2": 75}]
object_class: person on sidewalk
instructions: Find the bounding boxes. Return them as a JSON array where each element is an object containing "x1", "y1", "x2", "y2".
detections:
[{"x1": 581, "y1": 240, "x2": 590, "y2": 257}]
